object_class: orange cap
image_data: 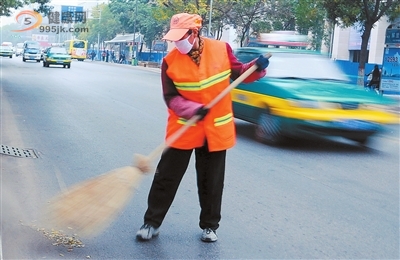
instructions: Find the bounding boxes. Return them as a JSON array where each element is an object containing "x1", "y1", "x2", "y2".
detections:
[{"x1": 162, "y1": 13, "x2": 202, "y2": 41}]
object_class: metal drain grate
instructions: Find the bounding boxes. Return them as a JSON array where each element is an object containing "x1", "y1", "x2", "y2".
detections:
[{"x1": 1, "y1": 144, "x2": 38, "y2": 158}]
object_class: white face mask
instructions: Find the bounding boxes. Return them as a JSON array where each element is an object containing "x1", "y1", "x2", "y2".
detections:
[{"x1": 174, "y1": 34, "x2": 194, "y2": 54}]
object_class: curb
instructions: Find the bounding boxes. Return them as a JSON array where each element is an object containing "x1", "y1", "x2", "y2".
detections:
[{"x1": 87, "y1": 60, "x2": 161, "y2": 72}]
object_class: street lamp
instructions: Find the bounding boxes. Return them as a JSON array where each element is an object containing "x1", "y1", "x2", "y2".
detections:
[
  {"x1": 208, "y1": 0, "x2": 213, "y2": 37},
  {"x1": 89, "y1": 5, "x2": 102, "y2": 60},
  {"x1": 97, "y1": 9, "x2": 102, "y2": 60},
  {"x1": 132, "y1": 0, "x2": 138, "y2": 66}
]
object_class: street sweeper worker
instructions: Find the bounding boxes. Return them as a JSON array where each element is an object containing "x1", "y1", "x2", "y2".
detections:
[{"x1": 136, "y1": 12, "x2": 270, "y2": 242}]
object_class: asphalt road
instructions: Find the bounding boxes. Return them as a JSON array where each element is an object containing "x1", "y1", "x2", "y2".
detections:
[{"x1": 1, "y1": 57, "x2": 399, "y2": 259}]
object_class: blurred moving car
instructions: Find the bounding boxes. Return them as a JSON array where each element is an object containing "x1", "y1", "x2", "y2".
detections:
[
  {"x1": 0, "y1": 45, "x2": 13, "y2": 58},
  {"x1": 15, "y1": 42, "x2": 24, "y2": 56},
  {"x1": 42, "y1": 47, "x2": 71, "y2": 68},
  {"x1": 232, "y1": 47, "x2": 398, "y2": 145}
]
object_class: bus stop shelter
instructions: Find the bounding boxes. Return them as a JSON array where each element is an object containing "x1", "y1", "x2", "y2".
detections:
[{"x1": 105, "y1": 33, "x2": 143, "y2": 62}]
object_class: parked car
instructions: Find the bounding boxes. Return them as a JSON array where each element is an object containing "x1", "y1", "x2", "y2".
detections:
[
  {"x1": 42, "y1": 47, "x2": 71, "y2": 68},
  {"x1": 0, "y1": 45, "x2": 13, "y2": 58},
  {"x1": 232, "y1": 47, "x2": 398, "y2": 145}
]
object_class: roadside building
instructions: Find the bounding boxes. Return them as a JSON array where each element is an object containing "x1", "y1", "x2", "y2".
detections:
[{"x1": 331, "y1": 17, "x2": 392, "y2": 64}]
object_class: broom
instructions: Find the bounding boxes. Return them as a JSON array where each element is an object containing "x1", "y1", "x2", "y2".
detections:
[{"x1": 44, "y1": 53, "x2": 272, "y2": 238}]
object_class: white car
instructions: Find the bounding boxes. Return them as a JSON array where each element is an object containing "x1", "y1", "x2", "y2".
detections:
[
  {"x1": 0, "y1": 45, "x2": 13, "y2": 58},
  {"x1": 15, "y1": 43, "x2": 24, "y2": 56},
  {"x1": 22, "y1": 41, "x2": 41, "y2": 62}
]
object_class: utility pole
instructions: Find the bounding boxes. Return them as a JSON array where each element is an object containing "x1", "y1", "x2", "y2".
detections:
[
  {"x1": 97, "y1": 8, "x2": 101, "y2": 60},
  {"x1": 208, "y1": 0, "x2": 213, "y2": 37},
  {"x1": 132, "y1": 0, "x2": 138, "y2": 66}
]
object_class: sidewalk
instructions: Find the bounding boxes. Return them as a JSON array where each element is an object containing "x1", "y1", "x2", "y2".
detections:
[{"x1": 88, "y1": 59, "x2": 161, "y2": 72}]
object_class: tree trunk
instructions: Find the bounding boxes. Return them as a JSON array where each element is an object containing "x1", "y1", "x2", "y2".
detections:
[
  {"x1": 357, "y1": 23, "x2": 373, "y2": 86},
  {"x1": 240, "y1": 32, "x2": 245, "y2": 47}
]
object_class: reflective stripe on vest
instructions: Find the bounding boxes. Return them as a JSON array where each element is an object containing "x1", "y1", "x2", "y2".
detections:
[
  {"x1": 174, "y1": 69, "x2": 231, "y2": 91},
  {"x1": 214, "y1": 112, "x2": 233, "y2": 127},
  {"x1": 177, "y1": 118, "x2": 197, "y2": 125},
  {"x1": 177, "y1": 112, "x2": 232, "y2": 127}
]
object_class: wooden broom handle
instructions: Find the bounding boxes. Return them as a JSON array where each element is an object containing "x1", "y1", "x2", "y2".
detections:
[
  {"x1": 146, "y1": 53, "x2": 272, "y2": 162},
  {"x1": 204, "y1": 52, "x2": 272, "y2": 109}
]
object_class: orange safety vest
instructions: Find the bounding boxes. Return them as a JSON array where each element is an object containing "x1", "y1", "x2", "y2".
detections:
[{"x1": 164, "y1": 38, "x2": 235, "y2": 152}]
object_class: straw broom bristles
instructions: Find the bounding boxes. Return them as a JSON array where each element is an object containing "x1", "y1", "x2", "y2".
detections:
[
  {"x1": 43, "y1": 124, "x2": 200, "y2": 238},
  {"x1": 45, "y1": 165, "x2": 145, "y2": 238}
]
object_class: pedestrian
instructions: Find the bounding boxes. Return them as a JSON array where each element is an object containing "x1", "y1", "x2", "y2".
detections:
[
  {"x1": 119, "y1": 50, "x2": 125, "y2": 64},
  {"x1": 102, "y1": 50, "x2": 106, "y2": 61},
  {"x1": 366, "y1": 65, "x2": 381, "y2": 90},
  {"x1": 90, "y1": 50, "x2": 96, "y2": 61},
  {"x1": 106, "y1": 49, "x2": 109, "y2": 62},
  {"x1": 111, "y1": 50, "x2": 115, "y2": 63},
  {"x1": 136, "y1": 13, "x2": 270, "y2": 243}
]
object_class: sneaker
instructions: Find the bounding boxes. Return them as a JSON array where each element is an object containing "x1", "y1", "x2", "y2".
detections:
[
  {"x1": 136, "y1": 223, "x2": 160, "y2": 240},
  {"x1": 201, "y1": 228, "x2": 218, "y2": 242}
]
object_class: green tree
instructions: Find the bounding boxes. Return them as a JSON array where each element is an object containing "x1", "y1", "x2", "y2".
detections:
[
  {"x1": 322, "y1": 0, "x2": 400, "y2": 85},
  {"x1": 137, "y1": 3, "x2": 165, "y2": 50},
  {"x1": 1, "y1": 0, "x2": 52, "y2": 16},
  {"x1": 153, "y1": 0, "x2": 208, "y2": 20},
  {"x1": 109, "y1": 0, "x2": 164, "y2": 51},
  {"x1": 75, "y1": 4, "x2": 122, "y2": 49},
  {"x1": 208, "y1": 0, "x2": 240, "y2": 40},
  {"x1": 109, "y1": 0, "x2": 136, "y2": 32},
  {"x1": 294, "y1": 0, "x2": 327, "y2": 51},
  {"x1": 224, "y1": 0, "x2": 268, "y2": 47},
  {"x1": 264, "y1": 0, "x2": 296, "y2": 32}
]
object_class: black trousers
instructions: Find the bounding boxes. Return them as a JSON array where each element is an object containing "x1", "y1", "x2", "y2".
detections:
[{"x1": 144, "y1": 142, "x2": 226, "y2": 230}]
